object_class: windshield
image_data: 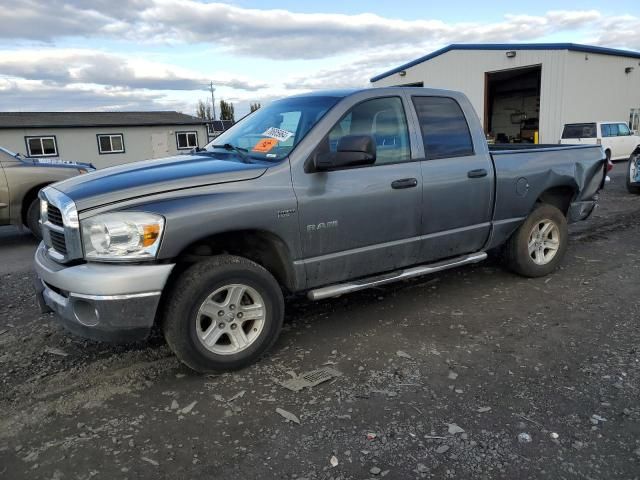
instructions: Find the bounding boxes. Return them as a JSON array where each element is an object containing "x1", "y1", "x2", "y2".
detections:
[{"x1": 204, "y1": 96, "x2": 341, "y2": 161}]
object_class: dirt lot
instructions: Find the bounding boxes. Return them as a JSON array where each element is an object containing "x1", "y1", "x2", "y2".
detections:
[{"x1": 1, "y1": 164, "x2": 639, "y2": 479}]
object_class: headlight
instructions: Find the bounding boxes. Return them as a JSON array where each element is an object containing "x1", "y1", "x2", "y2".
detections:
[{"x1": 81, "y1": 212, "x2": 164, "y2": 261}]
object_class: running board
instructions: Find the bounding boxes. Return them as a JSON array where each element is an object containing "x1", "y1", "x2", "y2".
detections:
[{"x1": 307, "y1": 252, "x2": 487, "y2": 301}]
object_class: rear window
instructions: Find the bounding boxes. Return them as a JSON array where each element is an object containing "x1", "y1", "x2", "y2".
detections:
[
  {"x1": 412, "y1": 96, "x2": 474, "y2": 159},
  {"x1": 562, "y1": 123, "x2": 596, "y2": 139}
]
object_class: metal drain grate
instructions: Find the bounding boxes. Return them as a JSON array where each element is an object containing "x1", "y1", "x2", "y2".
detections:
[{"x1": 280, "y1": 367, "x2": 342, "y2": 392}]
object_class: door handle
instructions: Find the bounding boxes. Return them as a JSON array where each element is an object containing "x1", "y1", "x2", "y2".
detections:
[
  {"x1": 467, "y1": 169, "x2": 488, "y2": 178},
  {"x1": 391, "y1": 178, "x2": 418, "y2": 189}
]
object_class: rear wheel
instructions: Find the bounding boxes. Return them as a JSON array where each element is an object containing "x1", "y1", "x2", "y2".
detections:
[
  {"x1": 626, "y1": 154, "x2": 640, "y2": 194},
  {"x1": 26, "y1": 198, "x2": 42, "y2": 239},
  {"x1": 504, "y1": 204, "x2": 568, "y2": 277},
  {"x1": 162, "y1": 255, "x2": 284, "y2": 372}
]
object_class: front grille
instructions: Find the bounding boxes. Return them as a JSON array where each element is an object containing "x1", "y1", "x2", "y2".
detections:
[
  {"x1": 41, "y1": 188, "x2": 81, "y2": 263},
  {"x1": 49, "y1": 230, "x2": 68, "y2": 254},
  {"x1": 47, "y1": 204, "x2": 64, "y2": 227}
]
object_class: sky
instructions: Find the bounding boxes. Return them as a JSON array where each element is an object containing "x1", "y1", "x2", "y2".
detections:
[{"x1": 0, "y1": 1, "x2": 639, "y2": 117}]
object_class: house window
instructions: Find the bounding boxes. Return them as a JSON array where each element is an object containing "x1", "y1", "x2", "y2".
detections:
[
  {"x1": 25, "y1": 136, "x2": 58, "y2": 157},
  {"x1": 97, "y1": 134, "x2": 125, "y2": 154},
  {"x1": 176, "y1": 131, "x2": 198, "y2": 150}
]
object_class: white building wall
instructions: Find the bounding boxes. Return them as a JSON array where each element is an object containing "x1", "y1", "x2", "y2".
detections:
[
  {"x1": 0, "y1": 124, "x2": 208, "y2": 169},
  {"x1": 561, "y1": 51, "x2": 640, "y2": 131},
  {"x1": 371, "y1": 48, "x2": 640, "y2": 143}
]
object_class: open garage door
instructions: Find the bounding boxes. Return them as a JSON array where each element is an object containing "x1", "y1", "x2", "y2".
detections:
[{"x1": 484, "y1": 65, "x2": 541, "y2": 144}]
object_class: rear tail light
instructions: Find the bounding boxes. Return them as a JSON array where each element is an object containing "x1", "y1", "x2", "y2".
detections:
[{"x1": 607, "y1": 159, "x2": 614, "y2": 172}]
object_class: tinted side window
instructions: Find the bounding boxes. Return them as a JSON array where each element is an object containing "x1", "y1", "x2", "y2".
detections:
[
  {"x1": 618, "y1": 123, "x2": 631, "y2": 136},
  {"x1": 562, "y1": 123, "x2": 596, "y2": 138},
  {"x1": 412, "y1": 96, "x2": 474, "y2": 159},
  {"x1": 601, "y1": 124, "x2": 615, "y2": 137},
  {"x1": 326, "y1": 97, "x2": 411, "y2": 165}
]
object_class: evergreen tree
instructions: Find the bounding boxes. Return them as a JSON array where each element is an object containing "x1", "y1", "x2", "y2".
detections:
[{"x1": 220, "y1": 100, "x2": 235, "y2": 122}]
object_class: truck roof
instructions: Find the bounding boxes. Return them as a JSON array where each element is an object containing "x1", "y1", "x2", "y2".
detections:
[{"x1": 287, "y1": 86, "x2": 463, "y2": 100}]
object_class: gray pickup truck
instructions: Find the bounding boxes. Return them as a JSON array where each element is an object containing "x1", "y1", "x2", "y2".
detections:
[{"x1": 34, "y1": 87, "x2": 606, "y2": 372}]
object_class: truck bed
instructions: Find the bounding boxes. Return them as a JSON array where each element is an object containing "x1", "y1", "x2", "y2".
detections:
[{"x1": 483, "y1": 143, "x2": 607, "y2": 250}]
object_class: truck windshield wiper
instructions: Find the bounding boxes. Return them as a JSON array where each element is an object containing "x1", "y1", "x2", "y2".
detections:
[{"x1": 211, "y1": 143, "x2": 250, "y2": 163}]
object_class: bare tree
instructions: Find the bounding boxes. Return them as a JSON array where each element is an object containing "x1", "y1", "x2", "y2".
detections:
[
  {"x1": 195, "y1": 99, "x2": 212, "y2": 120},
  {"x1": 250, "y1": 102, "x2": 261, "y2": 113}
]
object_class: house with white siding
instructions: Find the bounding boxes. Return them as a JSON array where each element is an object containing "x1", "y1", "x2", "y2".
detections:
[{"x1": 0, "y1": 111, "x2": 208, "y2": 169}]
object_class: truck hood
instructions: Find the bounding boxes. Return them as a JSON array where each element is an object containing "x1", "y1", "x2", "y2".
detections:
[{"x1": 52, "y1": 153, "x2": 268, "y2": 210}]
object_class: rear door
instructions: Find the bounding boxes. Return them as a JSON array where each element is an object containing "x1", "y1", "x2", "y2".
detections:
[
  {"x1": 292, "y1": 95, "x2": 423, "y2": 287},
  {"x1": 408, "y1": 94, "x2": 494, "y2": 262},
  {"x1": 601, "y1": 123, "x2": 623, "y2": 159}
]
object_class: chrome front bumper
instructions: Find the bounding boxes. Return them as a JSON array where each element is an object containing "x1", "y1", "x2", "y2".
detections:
[{"x1": 34, "y1": 243, "x2": 175, "y2": 342}]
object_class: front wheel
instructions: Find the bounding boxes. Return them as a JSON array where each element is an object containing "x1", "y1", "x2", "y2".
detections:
[
  {"x1": 504, "y1": 204, "x2": 568, "y2": 277},
  {"x1": 626, "y1": 154, "x2": 640, "y2": 194},
  {"x1": 26, "y1": 198, "x2": 42, "y2": 239},
  {"x1": 162, "y1": 255, "x2": 284, "y2": 372}
]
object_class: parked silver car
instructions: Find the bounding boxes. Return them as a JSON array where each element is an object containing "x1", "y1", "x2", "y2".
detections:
[{"x1": 0, "y1": 146, "x2": 93, "y2": 238}]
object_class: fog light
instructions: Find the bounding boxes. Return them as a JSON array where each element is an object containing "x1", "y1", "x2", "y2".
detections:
[{"x1": 73, "y1": 299, "x2": 100, "y2": 327}]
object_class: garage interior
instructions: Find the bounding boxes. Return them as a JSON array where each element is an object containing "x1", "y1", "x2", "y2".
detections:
[{"x1": 484, "y1": 65, "x2": 541, "y2": 143}]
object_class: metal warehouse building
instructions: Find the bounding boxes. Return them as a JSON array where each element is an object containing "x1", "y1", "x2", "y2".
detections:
[{"x1": 371, "y1": 43, "x2": 640, "y2": 144}]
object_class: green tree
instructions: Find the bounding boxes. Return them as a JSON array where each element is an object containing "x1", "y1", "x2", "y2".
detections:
[
  {"x1": 219, "y1": 99, "x2": 235, "y2": 122},
  {"x1": 250, "y1": 102, "x2": 261, "y2": 113}
]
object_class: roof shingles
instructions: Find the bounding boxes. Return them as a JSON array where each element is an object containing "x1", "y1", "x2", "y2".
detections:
[{"x1": 0, "y1": 111, "x2": 206, "y2": 129}]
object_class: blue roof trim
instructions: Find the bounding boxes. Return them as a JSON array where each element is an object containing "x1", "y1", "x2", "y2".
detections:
[{"x1": 370, "y1": 43, "x2": 640, "y2": 82}]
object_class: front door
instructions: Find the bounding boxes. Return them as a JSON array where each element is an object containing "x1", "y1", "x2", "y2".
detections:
[
  {"x1": 409, "y1": 95, "x2": 494, "y2": 262},
  {"x1": 0, "y1": 156, "x2": 11, "y2": 225},
  {"x1": 617, "y1": 123, "x2": 637, "y2": 157},
  {"x1": 292, "y1": 96, "x2": 422, "y2": 288}
]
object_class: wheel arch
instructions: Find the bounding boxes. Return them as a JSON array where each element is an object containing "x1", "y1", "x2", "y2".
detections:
[
  {"x1": 20, "y1": 182, "x2": 50, "y2": 226},
  {"x1": 170, "y1": 229, "x2": 297, "y2": 292},
  {"x1": 535, "y1": 185, "x2": 577, "y2": 216}
]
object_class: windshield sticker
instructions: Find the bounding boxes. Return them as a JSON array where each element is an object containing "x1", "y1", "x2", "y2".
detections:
[
  {"x1": 262, "y1": 127, "x2": 294, "y2": 142},
  {"x1": 252, "y1": 138, "x2": 278, "y2": 153}
]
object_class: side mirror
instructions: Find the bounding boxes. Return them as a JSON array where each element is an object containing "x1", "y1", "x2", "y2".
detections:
[{"x1": 313, "y1": 135, "x2": 376, "y2": 171}]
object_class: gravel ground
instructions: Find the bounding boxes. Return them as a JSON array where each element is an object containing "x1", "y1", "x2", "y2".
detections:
[{"x1": 0, "y1": 164, "x2": 639, "y2": 479}]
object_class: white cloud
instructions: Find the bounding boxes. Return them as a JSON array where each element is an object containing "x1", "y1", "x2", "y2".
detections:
[
  {"x1": 0, "y1": 49, "x2": 265, "y2": 91},
  {"x1": 0, "y1": 78, "x2": 175, "y2": 111},
  {"x1": 1, "y1": 3, "x2": 639, "y2": 113},
  {"x1": 1, "y1": 2, "x2": 638, "y2": 58}
]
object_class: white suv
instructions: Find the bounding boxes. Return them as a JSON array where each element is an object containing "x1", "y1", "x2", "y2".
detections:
[{"x1": 560, "y1": 122, "x2": 640, "y2": 161}]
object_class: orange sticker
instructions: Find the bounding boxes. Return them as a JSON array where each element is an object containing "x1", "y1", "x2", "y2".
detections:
[{"x1": 252, "y1": 138, "x2": 278, "y2": 153}]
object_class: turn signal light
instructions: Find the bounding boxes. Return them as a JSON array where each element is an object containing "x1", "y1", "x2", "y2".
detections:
[{"x1": 142, "y1": 224, "x2": 161, "y2": 247}]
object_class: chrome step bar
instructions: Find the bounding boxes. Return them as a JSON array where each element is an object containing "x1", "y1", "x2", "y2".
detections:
[{"x1": 307, "y1": 252, "x2": 487, "y2": 301}]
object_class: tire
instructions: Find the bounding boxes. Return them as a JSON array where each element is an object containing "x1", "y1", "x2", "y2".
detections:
[
  {"x1": 26, "y1": 198, "x2": 42, "y2": 240},
  {"x1": 161, "y1": 255, "x2": 284, "y2": 373},
  {"x1": 626, "y1": 154, "x2": 640, "y2": 194},
  {"x1": 504, "y1": 204, "x2": 568, "y2": 278}
]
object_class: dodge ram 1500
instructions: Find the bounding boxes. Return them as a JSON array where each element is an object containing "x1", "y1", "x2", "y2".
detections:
[{"x1": 34, "y1": 88, "x2": 607, "y2": 372}]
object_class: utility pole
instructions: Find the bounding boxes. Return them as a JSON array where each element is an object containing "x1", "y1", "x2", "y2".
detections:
[{"x1": 209, "y1": 81, "x2": 216, "y2": 120}]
